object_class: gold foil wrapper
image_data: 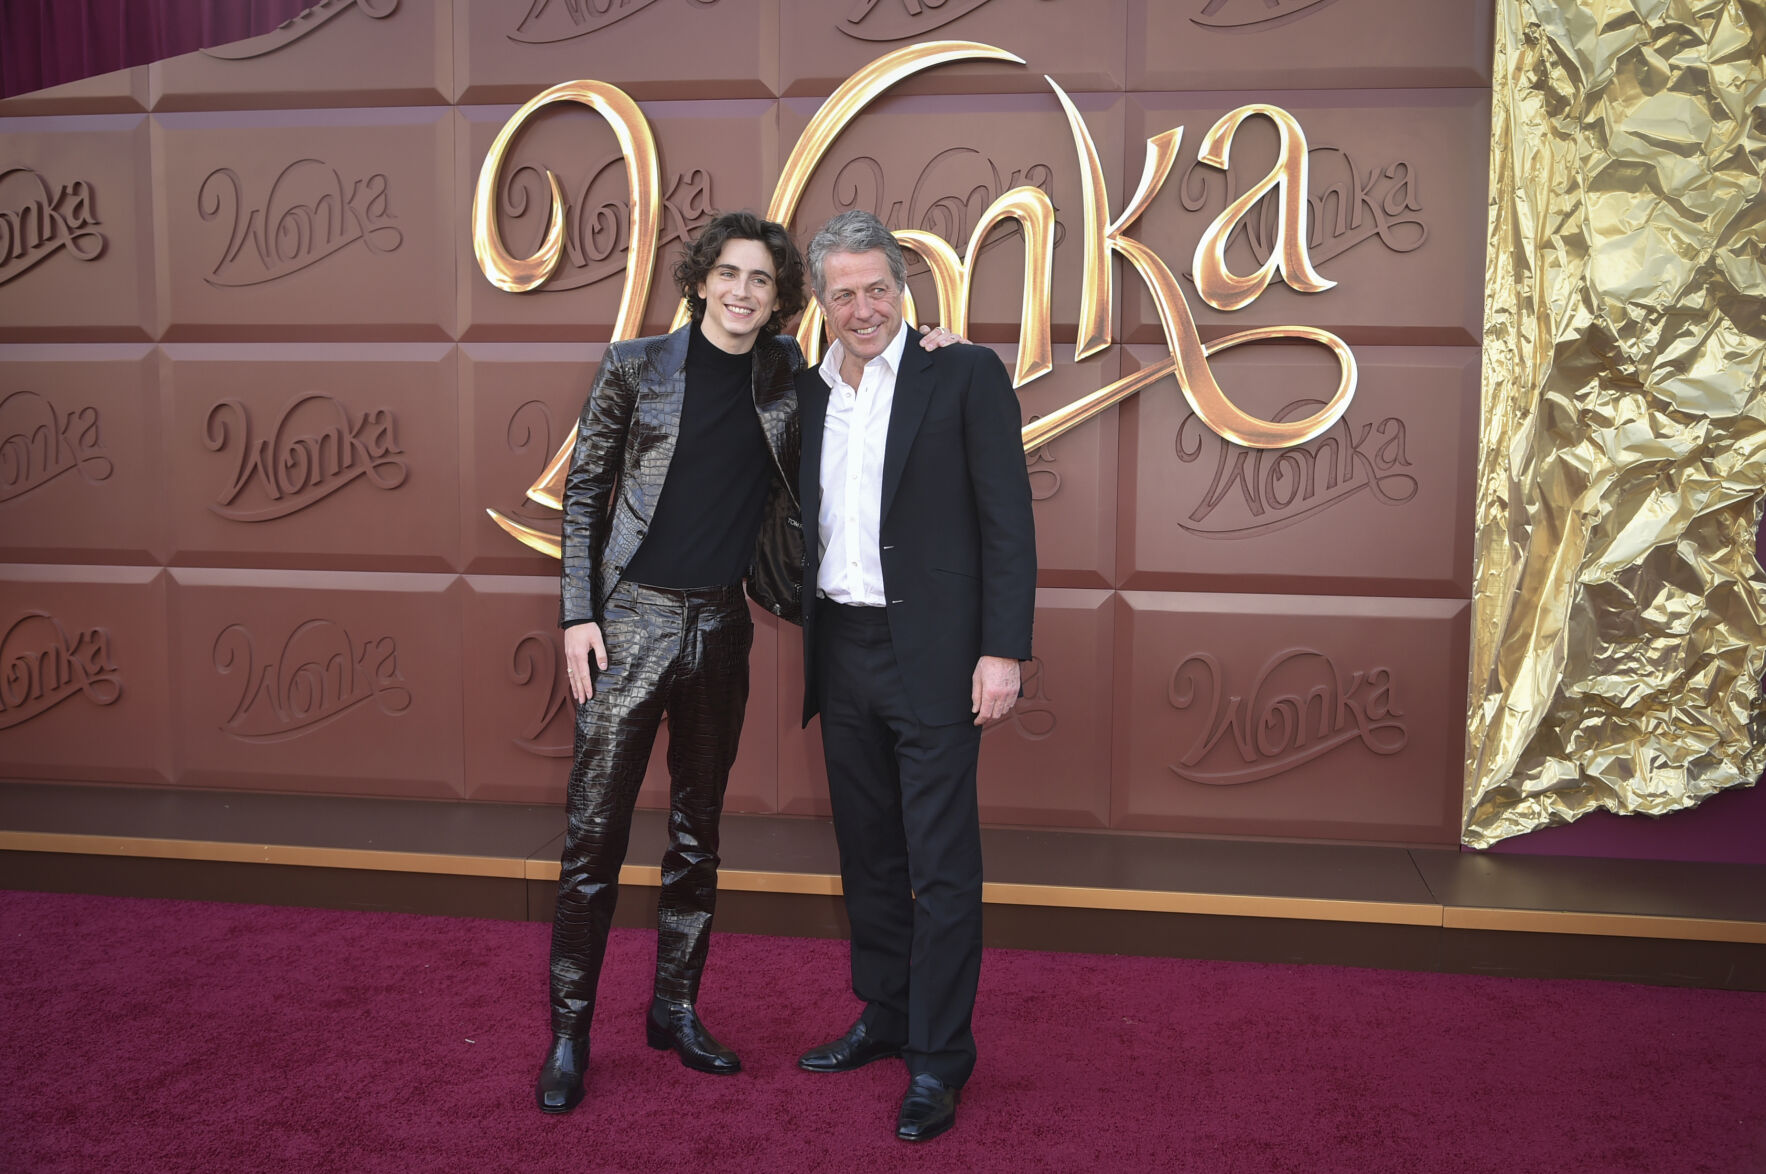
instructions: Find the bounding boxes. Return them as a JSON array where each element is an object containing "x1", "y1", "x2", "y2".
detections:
[{"x1": 1465, "y1": 0, "x2": 1766, "y2": 846}]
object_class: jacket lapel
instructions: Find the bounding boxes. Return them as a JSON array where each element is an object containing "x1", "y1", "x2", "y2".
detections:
[
  {"x1": 880, "y1": 338, "x2": 933, "y2": 522},
  {"x1": 634, "y1": 325, "x2": 691, "y2": 519}
]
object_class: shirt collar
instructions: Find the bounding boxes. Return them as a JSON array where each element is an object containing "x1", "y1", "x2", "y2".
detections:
[{"x1": 819, "y1": 320, "x2": 912, "y2": 389}]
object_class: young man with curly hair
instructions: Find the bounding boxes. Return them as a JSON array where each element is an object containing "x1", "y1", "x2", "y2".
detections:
[{"x1": 536, "y1": 210, "x2": 957, "y2": 1113}]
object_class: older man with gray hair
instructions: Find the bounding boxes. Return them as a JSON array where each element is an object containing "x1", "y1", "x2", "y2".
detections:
[{"x1": 793, "y1": 209, "x2": 1037, "y2": 1143}]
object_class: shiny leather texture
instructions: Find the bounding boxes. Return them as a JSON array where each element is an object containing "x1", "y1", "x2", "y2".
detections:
[
  {"x1": 896, "y1": 1072, "x2": 960, "y2": 1142},
  {"x1": 548, "y1": 581, "x2": 753, "y2": 1039},
  {"x1": 560, "y1": 327, "x2": 803, "y2": 629},
  {"x1": 797, "y1": 1016, "x2": 904, "y2": 1072},
  {"x1": 535, "y1": 1035, "x2": 588, "y2": 1114},
  {"x1": 645, "y1": 997, "x2": 741, "y2": 1074}
]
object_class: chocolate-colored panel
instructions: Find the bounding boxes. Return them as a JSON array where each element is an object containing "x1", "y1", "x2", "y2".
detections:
[
  {"x1": 168, "y1": 568, "x2": 465, "y2": 798},
  {"x1": 779, "y1": 0, "x2": 1127, "y2": 96},
  {"x1": 1006, "y1": 345, "x2": 1117, "y2": 588},
  {"x1": 0, "y1": 115, "x2": 156, "y2": 341},
  {"x1": 1122, "y1": 92, "x2": 1488, "y2": 347},
  {"x1": 978, "y1": 589, "x2": 1113, "y2": 828},
  {"x1": 0, "y1": 345, "x2": 165, "y2": 565},
  {"x1": 1112, "y1": 592, "x2": 1467, "y2": 843},
  {"x1": 1127, "y1": 0, "x2": 1493, "y2": 91},
  {"x1": 458, "y1": 101, "x2": 776, "y2": 341},
  {"x1": 1118, "y1": 344, "x2": 1478, "y2": 597},
  {"x1": 0, "y1": 566, "x2": 171, "y2": 784},
  {"x1": 154, "y1": 108, "x2": 455, "y2": 341},
  {"x1": 459, "y1": 575, "x2": 576, "y2": 805},
  {"x1": 459, "y1": 576, "x2": 782, "y2": 813},
  {"x1": 0, "y1": 66, "x2": 150, "y2": 116},
  {"x1": 150, "y1": 2, "x2": 451, "y2": 111},
  {"x1": 161, "y1": 344, "x2": 460, "y2": 572},
  {"x1": 459, "y1": 343, "x2": 603, "y2": 576},
  {"x1": 454, "y1": 0, "x2": 778, "y2": 103},
  {"x1": 779, "y1": 92, "x2": 1125, "y2": 342}
]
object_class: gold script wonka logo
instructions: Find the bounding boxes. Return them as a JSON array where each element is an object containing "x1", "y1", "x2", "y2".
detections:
[
  {"x1": 0, "y1": 167, "x2": 105, "y2": 286},
  {"x1": 0, "y1": 612, "x2": 121, "y2": 730},
  {"x1": 204, "y1": 395, "x2": 406, "y2": 522},
  {"x1": 473, "y1": 44, "x2": 1362, "y2": 558},
  {"x1": 199, "y1": 160, "x2": 401, "y2": 287},
  {"x1": 0, "y1": 390, "x2": 113, "y2": 503},
  {"x1": 214, "y1": 619, "x2": 410, "y2": 741}
]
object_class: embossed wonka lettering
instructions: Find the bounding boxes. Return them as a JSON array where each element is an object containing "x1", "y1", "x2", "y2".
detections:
[
  {"x1": 512, "y1": 631, "x2": 573, "y2": 756},
  {"x1": 502, "y1": 160, "x2": 712, "y2": 293},
  {"x1": 202, "y1": 0, "x2": 399, "y2": 60},
  {"x1": 1199, "y1": 146, "x2": 1426, "y2": 269},
  {"x1": 1167, "y1": 650, "x2": 1406, "y2": 784},
  {"x1": 0, "y1": 390, "x2": 113, "y2": 503},
  {"x1": 1175, "y1": 399, "x2": 1415, "y2": 536},
  {"x1": 839, "y1": 0, "x2": 999, "y2": 41},
  {"x1": 205, "y1": 394, "x2": 406, "y2": 522},
  {"x1": 199, "y1": 160, "x2": 401, "y2": 287},
  {"x1": 1191, "y1": 0, "x2": 1344, "y2": 30},
  {"x1": 214, "y1": 619, "x2": 409, "y2": 741},
  {"x1": 0, "y1": 167, "x2": 105, "y2": 286},
  {"x1": 831, "y1": 150, "x2": 1059, "y2": 279},
  {"x1": 0, "y1": 612, "x2": 121, "y2": 730},
  {"x1": 510, "y1": 0, "x2": 692, "y2": 43}
]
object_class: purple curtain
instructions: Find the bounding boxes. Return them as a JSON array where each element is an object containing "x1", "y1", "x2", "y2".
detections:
[{"x1": 0, "y1": 0, "x2": 310, "y2": 98}]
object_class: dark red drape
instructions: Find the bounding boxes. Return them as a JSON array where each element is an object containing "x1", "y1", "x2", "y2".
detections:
[{"x1": 0, "y1": 0, "x2": 310, "y2": 99}]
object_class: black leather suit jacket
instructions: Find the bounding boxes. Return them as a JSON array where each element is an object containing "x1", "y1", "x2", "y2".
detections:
[{"x1": 559, "y1": 325, "x2": 804, "y2": 628}]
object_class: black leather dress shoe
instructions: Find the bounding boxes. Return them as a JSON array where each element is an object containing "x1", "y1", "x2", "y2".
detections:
[
  {"x1": 896, "y1": 1072, "x2": 959, "y2": 1142},
  {"x1": 535, "y1": 1035, "x2": 588, "y2": 1114},
  {"x1": 797, "y1": 1018, "x2": 904, "y2": 1073},
  {"x1": 646, "y1": 999, "x2": 741, "y2": 1074}
]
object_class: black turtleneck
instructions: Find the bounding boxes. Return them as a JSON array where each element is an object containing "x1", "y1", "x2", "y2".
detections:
[{"x1": 619, "y1": 324, "x2": 774, "y2": 590}]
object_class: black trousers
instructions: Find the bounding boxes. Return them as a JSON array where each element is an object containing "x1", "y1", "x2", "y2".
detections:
[
  {"x1": 816, "y1": 599, "x2": 984, "y2": 1087},
  {"x1": 548, "y1": 580, "x2": 752, "y2": 1040}
]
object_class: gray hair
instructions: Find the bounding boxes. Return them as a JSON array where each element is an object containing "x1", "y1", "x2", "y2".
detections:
[{"x1": 806, "y1": 210, "x2": 908, "y2": 298}]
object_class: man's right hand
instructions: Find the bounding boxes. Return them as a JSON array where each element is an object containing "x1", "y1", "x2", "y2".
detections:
[{"x1": 564, "y1": 623, "x2": 609, "y2": 705}]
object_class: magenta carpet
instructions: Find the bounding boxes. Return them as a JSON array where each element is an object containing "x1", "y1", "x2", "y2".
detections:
[{"x1": 2, "y1": 891, "x2": 1764, "y2": 1173}]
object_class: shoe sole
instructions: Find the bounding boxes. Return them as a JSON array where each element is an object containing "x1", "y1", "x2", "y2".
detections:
[{"x1": 896, "y1": 1112, "x2": 956, "y2": 1143}]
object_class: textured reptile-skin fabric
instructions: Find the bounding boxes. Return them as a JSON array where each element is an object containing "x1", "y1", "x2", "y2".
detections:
[
  {"x1": 559, "y1": 328, "x2": 804, "y2": 629},
  {"x1": 548, "y1": 580, "x2": 753, "y2": 1039}
]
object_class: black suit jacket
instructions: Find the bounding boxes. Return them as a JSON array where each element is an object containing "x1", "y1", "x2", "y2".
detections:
[
  {"x1": 799, "y1": 339, "x2": 1036, "y2": 727},
  {"x1": 560, "y1": 326, "x2": 804, "y2": 627}
]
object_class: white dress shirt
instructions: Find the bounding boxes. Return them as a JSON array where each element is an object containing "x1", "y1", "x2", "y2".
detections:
[{"x1": 816, "y1": 321, "x2": 911, "y2": 606}]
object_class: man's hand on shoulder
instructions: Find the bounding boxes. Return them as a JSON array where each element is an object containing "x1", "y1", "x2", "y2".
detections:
[
  {"x1": 916, "y1": 324, "x2": 966, "y2": 350},
  {"x1": 971, "y1": 654, "x2": 1021, "y2": 726}
]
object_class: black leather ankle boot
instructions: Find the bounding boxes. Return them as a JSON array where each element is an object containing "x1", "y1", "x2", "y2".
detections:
[
  {"x1": 535, "y1": 1035, "x2": 589, "y2": 1113},
  {"x1": 645, "y1": 998, "x2": 740, "y2": 1074}
]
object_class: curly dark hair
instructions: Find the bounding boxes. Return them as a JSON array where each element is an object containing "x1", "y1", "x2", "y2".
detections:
[{"x1": 673, "y1": 210, "x2": 807, "y2": 338}]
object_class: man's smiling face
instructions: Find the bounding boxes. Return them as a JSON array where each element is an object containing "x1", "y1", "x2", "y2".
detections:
[
  {"x1": 696, "y1": 237, "x2": 779, "y2": 353},
  {"x1": 818, "y1": 248, "x2": 904, "y2": 374}
]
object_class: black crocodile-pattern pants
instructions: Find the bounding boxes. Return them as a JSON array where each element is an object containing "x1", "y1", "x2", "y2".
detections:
[{"x1": 547, "y1": 580, "x2": 752, "y2": 1040}]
